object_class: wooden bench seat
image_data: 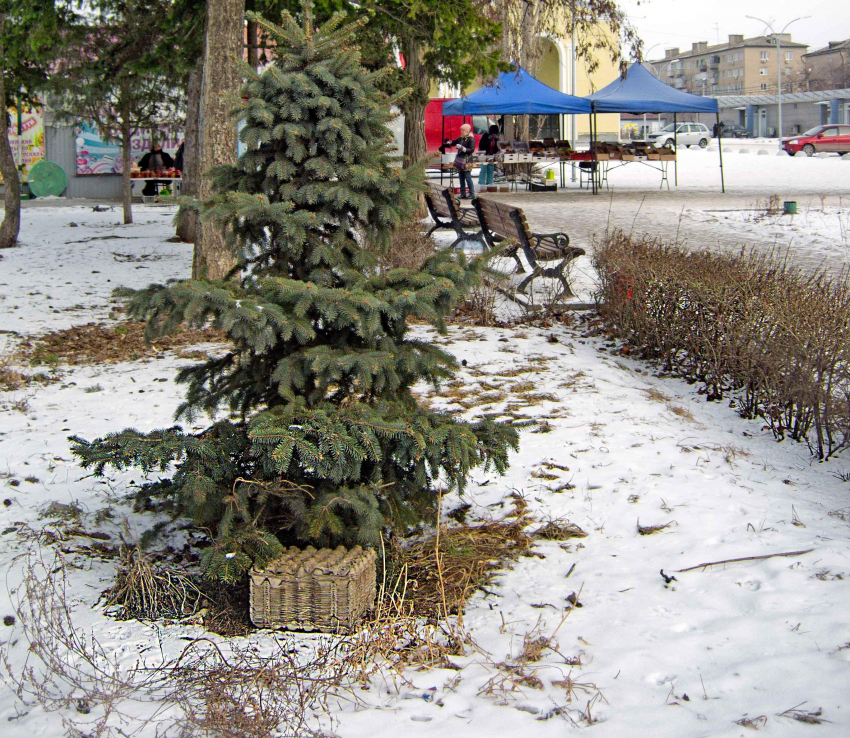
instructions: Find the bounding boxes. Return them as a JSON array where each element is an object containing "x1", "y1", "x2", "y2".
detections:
[
  {"x1": 472, "y1": 197, "x2": 585, "y2": 296},
  {"x1": 424, "y1": 185, "x2": 483, "y2": 249}
]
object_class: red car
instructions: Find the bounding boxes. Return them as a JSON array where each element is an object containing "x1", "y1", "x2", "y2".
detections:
[{"x1": 782, "y1": 124, "x2": 850, "y2": 156}]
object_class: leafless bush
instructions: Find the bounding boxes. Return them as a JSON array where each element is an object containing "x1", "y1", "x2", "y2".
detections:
[
  {"x1": 369, "y1": 220, "x2": 436, "y2": 273},
  {"x1": 1, "y1": 549, "x2": 155, "y2": 737},
  {"x1": 594, "y1": 231, "x2": 850, "y2": 459},
  {"x1": 0, "y1": 550, "x2": 362, "y2": 737},
  {"x1": 461, "y1": 278, "x2": 502, "y2": 325},
  {"x1": 160, "y1": 637, "x2": 354, "y2": 738},
  {"x1": 745, "y1": 194, "x2": 783, "y2": 223}
]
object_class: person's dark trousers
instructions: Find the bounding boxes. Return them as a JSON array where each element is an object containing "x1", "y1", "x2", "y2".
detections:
[
  {"x1": 141, "y1": 180, "x2": 167, "y2": 196},
  {"x1": 458, "y1": 169, "x2": 475, "y2": 198}
]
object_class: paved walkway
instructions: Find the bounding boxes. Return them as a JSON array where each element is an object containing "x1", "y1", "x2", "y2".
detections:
[{"x1": 484, "y1": 188, "x2": 850, "y2": 276}]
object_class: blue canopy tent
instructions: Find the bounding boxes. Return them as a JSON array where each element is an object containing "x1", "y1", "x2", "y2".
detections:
[
  {"x1": 442, "y1": 67, "x2": 591, "y2": 116},
  {"x1": 442, "y1": 68, "x2": 590, "y2": 190},
  {"x1": 586, "y1": 63, "x2": 725, "y2": 192}
]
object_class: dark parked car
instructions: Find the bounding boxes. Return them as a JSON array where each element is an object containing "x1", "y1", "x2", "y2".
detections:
[
  {"x1": 719, "y1": 124, "x2": 752, "y2": 138},
  {"x1": 782, "y1": 125, "x2": 850, "y2": 156}
]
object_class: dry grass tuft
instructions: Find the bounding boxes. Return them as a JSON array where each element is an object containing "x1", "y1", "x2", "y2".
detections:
[
  {"x1": 641, "y1": 387, "x2": 670, "y2": 403},
  {"x1": 0, "y1": 365, "x2": 27, "y2": 391},
  {"x1": 777, "y1": 704, "x2": 827, "y2": 724},
  {"x1": 394, "y1": 512, "x2": 535, "y2": 619},
  {"x1": 637, "y1": 519, "x2": 677, "y2": 536},
  {"x1": 103, "y1": 544, "x2": 204, "y2": 621},
  {"x1": 533, "y1": 518, "x2": 588, "y2": 541},
  {"x1": 667, "y1": 404, "x2": 695, "y2": 422},
  {"x1": 734, "y1": 714, "x2": 768, "y2": 730},
  {"x1": 16, "y1": 321, "x2": 226, "y2": 367}
]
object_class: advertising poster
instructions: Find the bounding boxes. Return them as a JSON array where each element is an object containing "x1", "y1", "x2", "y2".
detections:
[
  {"x1": 0, "y1": 106, "x2": 45, "y2": 182},
  {"x1": 74, "y1": 123, "x2": 182, "y2": 175}
]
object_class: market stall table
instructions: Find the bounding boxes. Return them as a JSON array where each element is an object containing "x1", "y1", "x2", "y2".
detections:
[{"x1": 130, "y1": 176, "x2": 182, "y2": 200}]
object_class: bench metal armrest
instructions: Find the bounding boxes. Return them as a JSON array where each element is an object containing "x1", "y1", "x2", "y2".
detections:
[{"x1": 531, "y1": 232, "x2": 570, "y2": 250}]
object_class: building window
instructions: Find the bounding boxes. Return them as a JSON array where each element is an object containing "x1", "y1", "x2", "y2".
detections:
[
  {"x1": 761, "y1": 51, "x2": 769, "y2": 61},
  {"x1": 760, "y1": 67, "x2": 768, "y2": 75},
  {"x1": 785, "y1": 51, "x2": 793, "y2": 62},
  {"x1": 760, "y1": 83, "x2": 767, "y2": 91},
  {"x1": 785, "y1": 68, "x2": 791, "y2": 76}
]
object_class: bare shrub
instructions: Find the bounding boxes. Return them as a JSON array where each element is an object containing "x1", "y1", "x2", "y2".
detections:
[
  {"x1": 593, "y1": 231, "x2": 850, "y2": 459},
  {"x1": 0, "y1": 550, "x2": 360, "y2": 737},
  {"x1": 462, "y1": 278, "x2": 501, "y2": 325},
  {"x1": 1, "y1": 550, "x2": 155, "y2": 737},
  {"x1": 368, "y1": 220, "x2": 436, "y2": 273}
]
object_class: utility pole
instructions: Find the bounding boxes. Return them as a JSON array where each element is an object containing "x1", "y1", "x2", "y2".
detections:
[
  {"x1": 746, "y1": 15, "x2": 810, "y2": 144},
  {"x1": 643, "y1": 46, "x2": 661, "y2": 142}
]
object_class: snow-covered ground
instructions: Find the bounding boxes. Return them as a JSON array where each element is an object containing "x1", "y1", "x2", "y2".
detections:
[
  {"x1": 483, "y1": 147, "x2": 850, "y2": 276},
  {"x1": 0, "y1": 204, "x2": 191, "y2": 354},
  {"x1": 1, "y1": 205, "x2": 849, "y2": 737}
]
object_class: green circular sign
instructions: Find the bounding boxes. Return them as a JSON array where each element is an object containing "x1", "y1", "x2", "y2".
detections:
[{"x1": 27, "y1": 160, "x2": 68, "y2": 198}]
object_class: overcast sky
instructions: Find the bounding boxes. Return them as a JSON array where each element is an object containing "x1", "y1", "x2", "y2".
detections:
[{"x1": 619, "y1": 0, "x2": 850, "y2": 58}]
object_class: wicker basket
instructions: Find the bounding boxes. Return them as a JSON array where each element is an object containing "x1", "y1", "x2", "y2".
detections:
[{"x1": 249, "y1": 545, "x2": 377, "y2": 632}]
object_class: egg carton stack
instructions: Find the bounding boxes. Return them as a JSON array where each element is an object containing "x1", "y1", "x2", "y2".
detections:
[{"x1": 249, "y1": 545, "x2": 377, "y2": 632}]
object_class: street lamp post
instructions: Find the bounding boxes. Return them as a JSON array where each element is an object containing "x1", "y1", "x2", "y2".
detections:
[
  {"x1": 643, "y1": 44, "x2": 661, "y2": 141},
  {"x1": 746, "y1": 15, "x2": 810, "y2": 143}
]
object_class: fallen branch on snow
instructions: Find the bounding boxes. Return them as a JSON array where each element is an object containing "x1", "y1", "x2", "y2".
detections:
[{"x1": 675, "y1": 549, "x2": 814, "y2": 573}]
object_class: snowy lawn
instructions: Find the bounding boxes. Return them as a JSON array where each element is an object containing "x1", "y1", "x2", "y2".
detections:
[{"x1": 1, "y1": 205, "x2": 849, "y2": 736}]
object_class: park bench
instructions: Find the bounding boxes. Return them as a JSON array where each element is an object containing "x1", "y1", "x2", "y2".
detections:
[
  {"x1": 424, "y1": 185, "x2": 483, "y2": 249},
  {"x1": 471, "y1": 197, "x2": 585, "y2": 296}
]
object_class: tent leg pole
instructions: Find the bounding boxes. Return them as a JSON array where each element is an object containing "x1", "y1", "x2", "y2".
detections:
[
  {"x1": 590, "y1": 112, "x2": 596, "y2": 195},
  {"x1": 673, "y1": 113, "x2": 678, "y2": 187},
  {"x1": 716, "y1": 112, "x2": 725, "y2": 194},
  {"x1": 594, "y1": 113, "x2": 599, "y2": 195}
]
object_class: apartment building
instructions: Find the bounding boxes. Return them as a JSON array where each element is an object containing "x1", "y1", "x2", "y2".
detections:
[
  {"x1": 649, "y1": 34, "x2": 808, "y2": 97},
  {"x1": 801, "y1": 39, "x2": 850, "y2": 90}
]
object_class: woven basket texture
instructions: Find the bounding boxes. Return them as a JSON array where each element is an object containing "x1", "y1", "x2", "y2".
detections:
[{"x1": 249, "y1": 545, "x2": 376, "y2": 632}]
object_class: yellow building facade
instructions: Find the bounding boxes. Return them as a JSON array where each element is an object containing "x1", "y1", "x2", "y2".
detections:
[{"x1": 432, "y1": 25, "x2": 622, "y2": 141}]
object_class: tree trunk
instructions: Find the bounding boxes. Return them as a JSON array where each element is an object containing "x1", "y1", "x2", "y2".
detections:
[
  {"x1": 247, "y1": 18, "x2": 259, "y2": 70},
  {"x1": 193, "y1": 0, "x2": 244, "y2": 281},
  {"x1": 0, "y1": 56, "x2": 21, "y2": 250},
  {"x1": 246, "y1": 0, "x2": 259, "y2": 69},
  {"x1": 402, "y1": 38, "x2": 429, "y2": 169},
  {"x1": 176, "y1": 58, "x2": 202, "y2": 243},
  {"x1": 516, "y1": 0, "x2": 542, "y2": 142},
  {"x1": 120, "y1": 113, "x2": 133, "y2": 225}
]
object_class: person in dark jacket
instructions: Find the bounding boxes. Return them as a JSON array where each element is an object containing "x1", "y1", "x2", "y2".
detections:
[
  {"x1": 138, "y1": 142, "x2": 175, "y2": 195},
  {"x1": 174, "y1": 141, "x2": 184, "y2": 173},
  {"x1": 441, "y1": 123, "x2": 476, "y2": 198},
  {"x1": 477, "y1": 124, "x2": 500, "y2": 187}
]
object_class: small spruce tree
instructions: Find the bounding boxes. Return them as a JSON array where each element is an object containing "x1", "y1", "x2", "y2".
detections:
[{"x1": 72, "y1": 5, "x2": 518, "y2": 582}]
